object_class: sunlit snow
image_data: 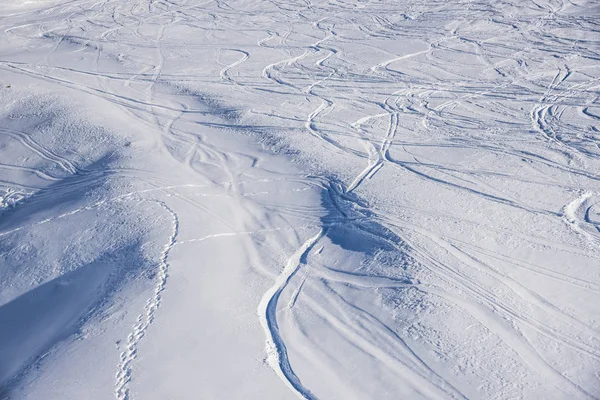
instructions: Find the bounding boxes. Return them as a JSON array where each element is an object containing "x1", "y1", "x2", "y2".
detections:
[{"x1": 0, "y1": 0, "x2": 599, "y2": 399}]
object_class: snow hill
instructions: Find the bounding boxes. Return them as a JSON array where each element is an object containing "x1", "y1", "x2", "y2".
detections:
[{"x1": 0, "y1": 0, "x2": 599, "y2": 399}]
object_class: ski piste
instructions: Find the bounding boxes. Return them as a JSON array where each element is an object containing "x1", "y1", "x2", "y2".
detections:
[{"x1": 1, "y1": 0, "x2": 599, "y2": 399}]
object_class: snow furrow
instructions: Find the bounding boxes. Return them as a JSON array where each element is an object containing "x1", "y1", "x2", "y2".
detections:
[{"x1": 257, "y1": 229, "x2": 324, "y2": 400}]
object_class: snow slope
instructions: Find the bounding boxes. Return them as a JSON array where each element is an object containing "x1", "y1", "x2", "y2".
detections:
[{"x1": 1, "y1": 0, "x2": 599, "y2": 399}]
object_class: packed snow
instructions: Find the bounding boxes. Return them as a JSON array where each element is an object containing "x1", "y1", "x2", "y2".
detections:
[{"x1": 0, "y1": 0, "x2": 599, "y2": 399}]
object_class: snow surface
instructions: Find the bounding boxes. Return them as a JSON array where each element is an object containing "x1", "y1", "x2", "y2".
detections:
[{"x1": 0, "y1": 0, "x2": 599, "y2": 399}]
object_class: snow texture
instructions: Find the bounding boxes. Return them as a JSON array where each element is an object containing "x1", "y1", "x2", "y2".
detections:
[{"x1": 0, "y1": 0, "x2": 599, "y2": 399}]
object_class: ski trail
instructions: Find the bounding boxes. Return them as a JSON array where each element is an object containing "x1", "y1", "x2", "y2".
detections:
[
  {"x1": 176, "y1": 224, "x2": 320, "y2": 246},
  {"x1": 219, "y1": 49, "x2": 249, "y2": 85},
  {"x1": 370, "y1": 49, "x2": 429, "y2": 74},
  {"x1": 563, "y1": 192, "x2": 600, "y2": 247},
  {"x1": 304, "y1": 98, "x2": 334, "y2": 142},
  {"x1": 0, "y1": 127, "x2": 80, "y2": 175},
  {"x1": 0, "y1": 184, "x2": 203, "y2": 239},
  {"x1": 257, "y1": 229, "x2": 324, "y2": 400},
  {"x1": 0, "y1": 162, "x2": 61, "y2": 181},
  {"x1": 347, "y1": 94, "x2": 399, "y2": 193},
  {"x1": 114, "y1": 200, "x2": 179, "y2": 400}
]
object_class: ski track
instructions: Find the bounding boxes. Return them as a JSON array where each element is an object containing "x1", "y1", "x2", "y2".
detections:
[
  {"x1": 257, "y1": 229, "x2": 324, "y2": 400},
  {"x1": 219, "y1": 49, "x2": 250, "y2": 85},
  {"x1": 0, "y1": 127, "x2": 80, "y2": 175}
]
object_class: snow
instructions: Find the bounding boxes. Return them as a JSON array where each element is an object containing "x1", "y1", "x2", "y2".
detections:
[{"x1": 1, "y1": 0, "x2": 599, "y2": 399}]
